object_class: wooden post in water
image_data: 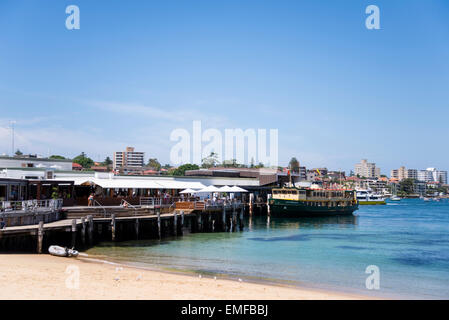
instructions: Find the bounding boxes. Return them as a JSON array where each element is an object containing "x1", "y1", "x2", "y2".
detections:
[
  {"x1": 111, "y1": 214, "x2": 116, "y2": 241},
  {"x1": 71, "y1": 219, "x2": 77, "y2": 248},
  {"x1": 232, "y1": 205, "x2": 237, "y2": 232},
  {"x1": 157, "y1": 209, "x2": 161, "y2": 239},
  {"x1": 249, "y1": 193, "x2": 254, "y2": 215},
  {"x1": 87, "y1": 215, "x2": 93, "y2": 245},
  {"x1": 173, "y1": 211, "x2": 177, "y2": 236},
  {"x1": 267, "y1": 194, "x2": 271, "y2": 217},
  {"x1": 81, "y1": 217, "x2": 86, "y2": 246},
  {"x1": 181, "y1": 210, "x2": 184, "y2": 227},
  {"x1": 180, "y1": 210, "x2": 185, "y2": 235},
  {"x1": 135, "y1": 218, "x2": 139, "y2": 240},
  {"x1": 239, "y1": 207, "x2": 244, "y2": 231},
  {"x1": 37, "y1": 221, "x2": 44, "y2": 254},
  {"x1": 197, "y1": 213, "x2": 202, "y2": 232},
  {"x1": 222, "y1": 205, "x2": 226, "y2": 231}
]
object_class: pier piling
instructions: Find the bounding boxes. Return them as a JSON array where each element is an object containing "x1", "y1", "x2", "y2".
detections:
[
  {"x1": 157, "y1": 209, "x2": 161, "y2": 239},
  {"x1": 111, "y1": 214, "x2": 116, "y2": 241},
  {"x1": 71, "y1": 219, "x2": 77, "y2": 248},
  {"x1": 37, "y1": 221, "x2": 44, "y2": 254},
  {"x1": 81, "y1": 217, "x2": 86, "y2": 246},
  {"x1": 173, "y1": 211, "x2": 177, "y2": 236},
  {"x1": 87, "y1": 215, "x2": 93, "y2": 245},
  {"x1": 135, "y1": 218, "x2": 139, "y2": 240}
]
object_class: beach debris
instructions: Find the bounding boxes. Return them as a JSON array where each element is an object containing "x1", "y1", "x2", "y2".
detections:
[
  {"x1": 48, "y1": 245, "x2": 79, "y2": 258},
  {"x1": 115, "y1": 266, "x2": 123, "y2": 272},
  {"x1": 213, "y1": 276, "x2": 217, "y2": 281},
  {"x1": 238, "y1": 278, "x2": 242, "y2": 282},
  {"x1": 198, "y1": 274, "x2": 202, "y2": 279},
  {"x1": 136, "y1": 274, "x2": 142, "y2": 281}
]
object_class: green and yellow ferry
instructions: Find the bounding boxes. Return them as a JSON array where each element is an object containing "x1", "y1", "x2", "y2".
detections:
[{"x1": 269, "y1": 187, "x2": 358, "y2": 217}]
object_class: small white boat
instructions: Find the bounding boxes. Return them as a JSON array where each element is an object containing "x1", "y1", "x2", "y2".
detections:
[
  {"x1": 423, "y1": 197, "x2": 431, "y2": 202},
  {"x1": 390, "y1": 196, "x2": 401, "y2": 201},
  {"x1": 48, "y1": 245, "x2": 79, "y2": 257}
]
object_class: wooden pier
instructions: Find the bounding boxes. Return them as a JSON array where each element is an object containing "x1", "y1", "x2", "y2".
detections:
[{"x1": 0, "y1": 201, "x2": 246, "y2": 253}]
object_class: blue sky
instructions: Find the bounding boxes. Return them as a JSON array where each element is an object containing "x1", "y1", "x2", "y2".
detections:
[{"x1": 0, "y1": 0, "x2": 448, "y2": 174}]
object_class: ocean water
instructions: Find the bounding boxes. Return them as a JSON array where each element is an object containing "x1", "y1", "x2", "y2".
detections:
[{"x1": 86, "y1": 199, "x2": 449, "y2": 299}]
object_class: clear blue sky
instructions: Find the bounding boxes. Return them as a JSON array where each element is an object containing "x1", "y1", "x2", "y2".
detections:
[{"x1": 1, "y1": 0, "x2": 448, "y2": 174}]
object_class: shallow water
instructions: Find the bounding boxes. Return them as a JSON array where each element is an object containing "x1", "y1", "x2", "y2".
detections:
[{"x1": 86, "y1": 199, "x2": 449, "y2": 299}]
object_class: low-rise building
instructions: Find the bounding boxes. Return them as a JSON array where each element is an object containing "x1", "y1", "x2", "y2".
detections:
[{"x1": 0, "y1": 155, "x2": 72, "y2": 171}]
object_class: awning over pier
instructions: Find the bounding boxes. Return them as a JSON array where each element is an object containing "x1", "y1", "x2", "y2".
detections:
[{"x1": 55, "y1": 177, "x2": 206, "y2": 190}]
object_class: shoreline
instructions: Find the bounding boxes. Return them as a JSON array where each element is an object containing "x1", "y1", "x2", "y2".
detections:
[{"x1": 0, "y1": 254, "x2": 377, "y2": 300}]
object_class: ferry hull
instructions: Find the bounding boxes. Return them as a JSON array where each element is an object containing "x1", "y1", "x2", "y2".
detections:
[
  {"x1": 269, "y1": 199, "x2": 358, "y2": 217},
  {"x1": 358, "y1": 200, "x2": 386, "y2": 205}
]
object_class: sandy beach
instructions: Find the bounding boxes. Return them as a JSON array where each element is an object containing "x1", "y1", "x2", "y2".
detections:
[{"x1": 0, "y1": 254, "x2": 371, "y2": 300}]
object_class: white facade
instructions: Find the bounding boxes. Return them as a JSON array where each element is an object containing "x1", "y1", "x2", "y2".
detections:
[
  {"x1": 113, "y1": 147, "x2": 144, "y2": 170},
  {"x1": 418, "y1": 170, "x2": 433, "y2": 182},
  {"x1": 355, "y1": 159, "x2": 380, "y2": 178},
  {"x1": 0, "y1": 156, "x2": 72, "y2": 171}
]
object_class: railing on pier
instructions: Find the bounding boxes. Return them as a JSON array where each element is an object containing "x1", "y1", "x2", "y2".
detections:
[
  {"x1": 0, "y1": 199, "x2": 63, "y2": 215},
  {"x1": 92, "y1": 199, "x2": 108, "y2": 218},
  {"x1": 120, "y1": 199, "x2": 138, "y2": 215},
  {"x1": 139, "y1": 197, "x2": 197, "y2": 208},
  {"x1": 174, "y1": 200, "x2": 243, "y2": 212}
]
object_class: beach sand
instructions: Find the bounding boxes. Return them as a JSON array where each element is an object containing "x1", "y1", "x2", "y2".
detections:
[{"x1": 0, "y1": 254, "x2": 370, "y2": 300}]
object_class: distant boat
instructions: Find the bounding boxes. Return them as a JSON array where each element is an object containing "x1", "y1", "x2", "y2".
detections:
[
  {"x1": 423, "y1": 197, "x2": 431, "y2": 202},
  {"x1": 390, "y1": 196, "x2": 401, "y2": 201},
  {"x1": 356, "y1": 190, "x2": 386, "y2": 205}
]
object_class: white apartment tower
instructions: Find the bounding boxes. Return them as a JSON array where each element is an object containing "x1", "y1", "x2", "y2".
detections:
[
  {"x1": 354, "y1": 159, "x2": 381, "y2": 178},
  {"x1": 113, "y1": 147, "x2": 145, "y2": 172}
]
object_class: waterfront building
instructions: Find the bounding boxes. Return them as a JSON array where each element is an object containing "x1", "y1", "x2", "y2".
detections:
[
  {"x1": 426, "y1": 168, "x2": 447, "y2": 184},
  {"x1": 391, "y1": 167, "x2": 418, "y2": 181},
  {"x1": 0, "y1": 155, "x2": 72, "y2": 171},
  {"x1": 113, "y1": 147, "x2": 145, "y2": 174},
  {"x1": 418, "y1": 170, "x2": 433, "y2": 182},
  {"x1": 354, "y1": 159, "x2": 380, "y2": 178}
]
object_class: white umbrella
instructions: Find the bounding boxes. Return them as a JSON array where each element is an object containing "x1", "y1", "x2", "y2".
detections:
[
  {"x1": 230, "y1": 186, "x2": 248, "y2": 192},
  {"x1": 197, "y1": 185, "x2": 221, "y2": 193},
  {"x1": 180, "y1": 188, "x2": 197, "y2": 194},
  {"x1": 218, "y1": 185, "x2": 235, "y2": 192}
]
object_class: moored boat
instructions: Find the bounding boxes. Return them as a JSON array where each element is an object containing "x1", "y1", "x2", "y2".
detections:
[
  {"x1": 269, "y1": 186, "x2": 358, "y2": 217},
  {"x1": 356, "y1": 190, "x2": 386, "y2": 205}
]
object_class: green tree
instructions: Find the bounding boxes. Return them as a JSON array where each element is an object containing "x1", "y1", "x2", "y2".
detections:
[
  {"x1": 147, "y1": 158, "x2": 161, "y2": 171},
  {"x1": 201, "y1": 152, "x2": 219, "y2": 168},
  {"x1": 399, "y1": 178, "x2": 415, "y2": 194},
  {"x1": 49, "y1": 155, "x2": 66, "y2": 160},
  {"x1": 102, "y1": 156, "x2": 113, "y2": 166},
  {"x1": 72, "y1": 152, "x2": 94, "y2": 169},
  {"x1": 172, "y1": 164, "x2": 199, "y2": 176},
  {"x1": 288, "y1": 157, "x2": 300, "y2": 173}
]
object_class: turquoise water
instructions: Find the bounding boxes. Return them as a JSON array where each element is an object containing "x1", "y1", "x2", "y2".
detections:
[{"x1": 86, "y1": 199, "x2": 449, "y2": 299}]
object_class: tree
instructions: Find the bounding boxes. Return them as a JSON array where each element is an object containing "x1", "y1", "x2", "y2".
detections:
[
  {"x1": 255, "y1": 162, "x2": 265, "y2": 168},
  {"x1": 172, "y1": 164, "x2": 199, "y2": 176},
  {"x1": 72, "y1": 152, "x2": 94, "y2": 169},
  {"x1": 202, "y1": 152, "x2": 219, "y2": 168},
  {"x1": 147, "y1": 158, "x2": 161, "y2": 171},
  {"x1": 49, "y1": 155, "x2": 66, "y2": 160},
  {"x1": 102, "y1": 156, "x2": 113, "y2": 166},
  {"x1": 289, "y1": 157, "x2": 300, "y2": 173},
  {"x1": 399, "y1": 178, "x2": 415, "y2": 194},
  {"x1": 14, "y1": 149, "x2": 23, "y2": 156}
]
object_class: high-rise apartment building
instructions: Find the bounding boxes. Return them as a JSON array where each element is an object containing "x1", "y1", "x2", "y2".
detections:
[
  {"x1": 113, "y1": 147, "x2": 145, "y2": 173},
  {"x1": 391, "y1": 166, "x2": 418, "y2": 181},
  {"x1": 354, "y1": 159, "x2": 380, "y2": 178}
]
